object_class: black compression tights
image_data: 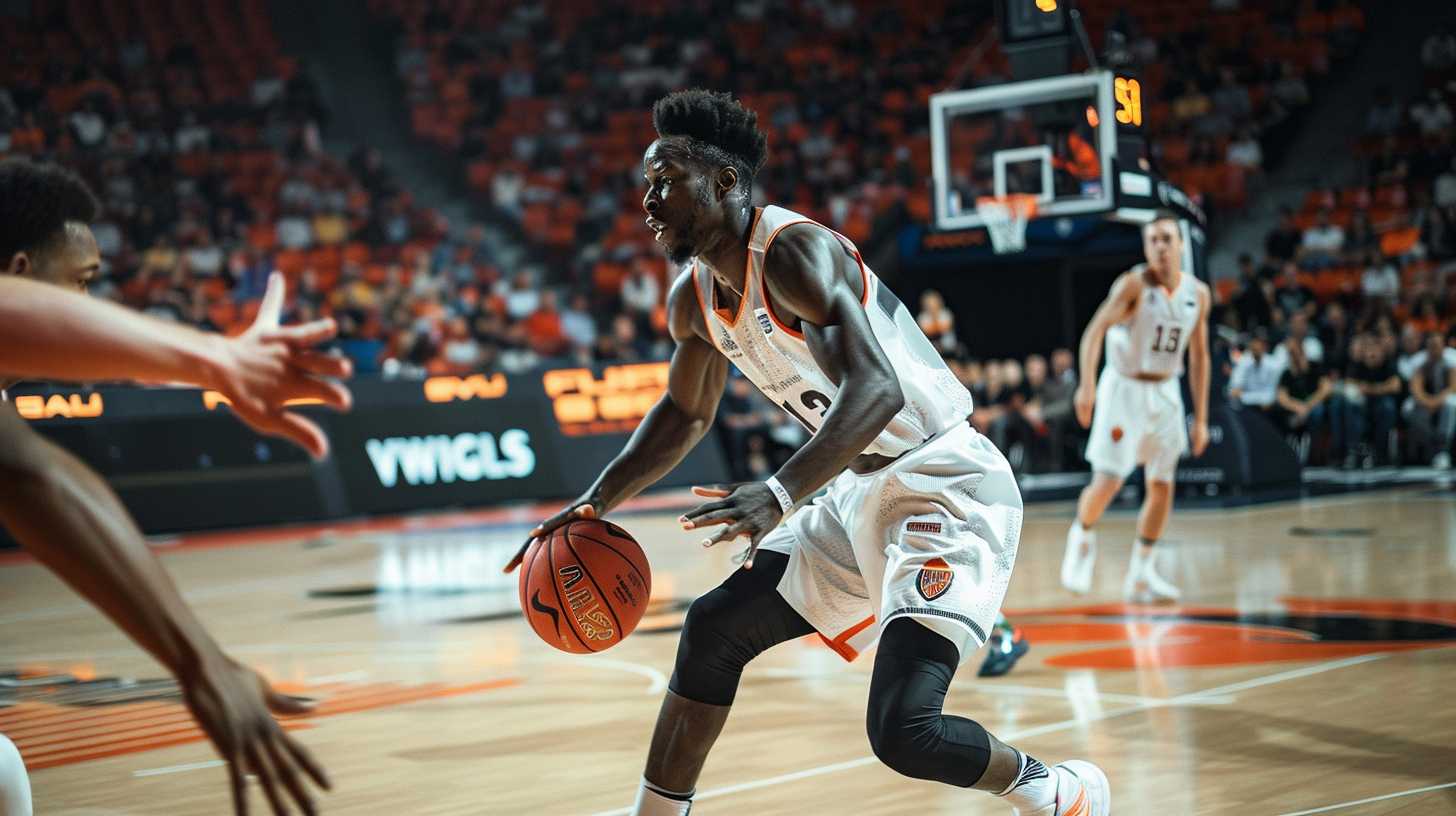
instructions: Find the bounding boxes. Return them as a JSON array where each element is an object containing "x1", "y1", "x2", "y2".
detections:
[{"x1": 668, "y1": 553, "x2": 993, "y2": 787}]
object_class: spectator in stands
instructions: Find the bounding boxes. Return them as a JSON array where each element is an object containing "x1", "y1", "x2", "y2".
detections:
[
  {"x1": 1298, "y1": 210, "x2": 1344, "y2": 270},
  {"x1": 990, "y1": 359, "x2": 1037, "y2": 469},
  {"x1": 500, "y1": 270, "x2": 541, "y2": 320},
  {"x1": 1226, "y1": 127, "x2": 1263, "y2": 176},
  {"x1": 1274, "y1": 336, "x2": 1333, "y2": 461},
  {"x1": 1397, "y1": 324, "x2": 1428, "y2": 381},
  {"x1": 717, "y1": 375, "x2": 772, "y2": 481},
  {"x1": 917, "y1": 289, "x2": 957, "y2": 354},
  {"x1": 1420, "y1": 26, "x2": 1456, "y2": 76},
  {"x1": 1275, "y1": 262, "x2": 1318, "y2": 320},
  {"x1": 1360, "y1": 249, "x2": 1400, "y2": 306},
  {"x1": 1364, "y1": 86, "x2": 1403, "y2": 136},
  {"x1": 1234, "y1": 270, "x2": 1275, "y2": 331},
  {"x1": 1229, "y1": 330, "x2": 1283, "y2": 415},
  {"x1": 1343, "y1": 211, "x2": 1378, "y2": 265},
  {"x1": 1435, "y1": 156, "x2": 1456, "y2": 210},
  {"x1": 439, "y1": 317, "x2": 482, "y2": 374},
  {"x1": 523, "y1": 289, "x2": 569, "y2": 357},
  {"x1": 1051, "y1": 347, "x2": 1075, "y2": 385},
  {"x1": 1029, "y1": 352, "x2": 1075, "y2": 471},
  {"x1": 1410, "y1": 88, "x2": 1453, "y2": 137},
  {"x1": 1321, "y1": 301, "x2": 1353, "y2": 374},
  {"x1": 1335, "y1": 333, "x2": 1402, "y2": 467},
  {"x1": 1265, "y1": 207, "x2": 1303, "y2": 264},
  {"x1": 560, "y1": 292, "x2": 597, "y2": 356},
  {"x1": 1272, "y1": 311, "x2": 1324, "y2": 367},
  {"x1": 620, "y1": 260, "x2": 661, "y2": 335},
  {"x1": 1404, "y1": 332, "x2": 1456, "y2": 468},
  {"x1": 1367, "y1": 136, "x2": 1410, "y2": 186}
]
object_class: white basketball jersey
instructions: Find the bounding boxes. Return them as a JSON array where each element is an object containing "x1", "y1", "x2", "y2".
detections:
[
  {"x1": 693, "y1": 205, "x2": 972, "y2": 458},
  {"x1": 1106, "y1": 266, "x2": 1201, "y2": 378}
]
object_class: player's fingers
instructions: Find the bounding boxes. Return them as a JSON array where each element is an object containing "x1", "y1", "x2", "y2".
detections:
[
  {"x1": 246, "y1": 742, "x2": 289, "y2": 816},
  {"x1": 574, "y1": 503, "x2": 596, "y2": 518},
  {"x1": 700, "y1": 522, "x2": 747, "y2": 548},
  {"x1": 229, "y1": 750, "x2": 250, "y2": 816},
  {"x1": 260, "y1": 411, "x2": 328, "y2": 460},
  {"x1": 288, "y1": 350, "x2": 353, "y2": 380},
  {"x1": 255, "y1": 273, "x2": 286, "y2": 332},
  {"x1": 264, "y1": 732, "x2": 315, "y2": 816},
  {"x1": 265, "y1": 688, "x2": 317, "y2": 716},
  {"x1": 679, "y1": 508, "x2": 737, "y2": 529},
  {"x1": 281, "y1": 375, "x2": 353, "y2": 412},
  {"x1": 263, "y1": 318, "x2": 338, "y2": 349},
  {"x1": 680, "y1": 500, "x2": 731, "y2": 524},
  {"x1": 691, "y1": 484, "x2": 735, "y2": 498},
  {"x1": 279, "y1": 729, "x2": 332, "y2": 791},
  {"x1": 503, "y1": 539, "x2": 533, "y2": 574},
  {"x1": 742, "y1": 534, "x2": 767, "y2": 570}
]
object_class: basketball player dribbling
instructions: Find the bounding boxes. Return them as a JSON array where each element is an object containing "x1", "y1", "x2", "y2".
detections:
[
  {"x1": 0, "y1": 158, "x2": 344, "y2": 816},
  {"x1": 1060, "y1": 212, "x2": 1211, "y2": 603},
  {"x1": 511, "y1": 90, "x2": 1110, "y2": 815}
]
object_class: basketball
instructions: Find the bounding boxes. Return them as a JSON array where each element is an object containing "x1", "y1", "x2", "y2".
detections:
[{"x1": 518, "y1": 519, "x2": 651, "y2": 653}]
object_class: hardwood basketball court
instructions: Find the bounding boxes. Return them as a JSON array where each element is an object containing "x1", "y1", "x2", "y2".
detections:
[{"x1": 4, "y1": 486, "x2": 1455, "y2": 815}]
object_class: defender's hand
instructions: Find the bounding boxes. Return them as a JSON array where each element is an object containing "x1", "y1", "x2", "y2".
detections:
[
  {"x1": 180, "y1": 655, "x2": 331, "y2": 816},
  {"x1": 680, "y1": 483, "x2": 786, "y2": 569}
]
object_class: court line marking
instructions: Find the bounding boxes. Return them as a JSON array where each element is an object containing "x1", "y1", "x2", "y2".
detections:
[
  {"x1": 1275, "y1": 781, "x2": 1456, "y2": 815},
  {"x1": 556, "y1": 657, "x2": 668, "y2": 695},
  {"x1": 754, "y1": 669, "x2": 1235, "y2": 707},
  {"x1": 588, "y1": 651, "x2": 1394, "y2": 816},
  {"x1": 133, "y1": 759, "x2": 225, "y2": 778}
]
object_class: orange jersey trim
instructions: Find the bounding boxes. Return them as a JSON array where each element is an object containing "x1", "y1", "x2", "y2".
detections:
[
  {"x1": 758, "y1": 219, "x2": 872, "y2": 342},
  {"x1": 819, "y1": 614, "x2": 876, "y2": 660}
]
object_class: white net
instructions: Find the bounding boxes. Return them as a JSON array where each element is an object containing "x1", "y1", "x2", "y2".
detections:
[{"x1": 975, "y1": 195, "x2": 1038, "y2": 254}]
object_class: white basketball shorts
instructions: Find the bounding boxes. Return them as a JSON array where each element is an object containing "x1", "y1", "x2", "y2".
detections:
[
  {"x1": 758, "y1": 422, "x2": 1022, "y2": 664},
  {"x1": 1083, "y1": 368, "x2": 1189, "y2": 483}
]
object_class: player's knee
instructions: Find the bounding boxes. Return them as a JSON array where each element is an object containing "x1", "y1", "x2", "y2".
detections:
[
  {"x1": 669, "y1": 592, "x2": 755, "y2": 705},
  {"x1": 0, "y1": 734, "x2": 33, "y2": 816}
]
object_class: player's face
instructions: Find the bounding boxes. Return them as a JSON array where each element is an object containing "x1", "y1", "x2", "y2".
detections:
[
  {"x1": 1142, "y1": 218, "x2": 1181, "y2": 276},
  {"x1": 9, "y1": 222, "x2": 101, "y2": 294},
  {"x1": 641, "y1": 140, "x2": 717, "y2": 266}
]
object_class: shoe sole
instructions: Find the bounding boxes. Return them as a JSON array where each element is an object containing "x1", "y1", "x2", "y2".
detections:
[{"x1": 1058, "y1": 760, "x2": 1110, "y2": 816}]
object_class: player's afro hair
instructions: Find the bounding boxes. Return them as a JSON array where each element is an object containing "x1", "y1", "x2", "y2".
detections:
[
  {"x1": 652, "y1": 89, "x2": 769, "y2": 183},
  {"x1": 0, "y1": 158, "x2": 100, "y2": 263}
]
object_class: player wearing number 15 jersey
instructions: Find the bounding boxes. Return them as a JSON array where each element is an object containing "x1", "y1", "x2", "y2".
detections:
[
  {"x1": 510, "y1": 90, "x2": 1109, "y2": 816},
  {"x1": 1061, "y1": 212, "x2": 1212, "y2": 604}
]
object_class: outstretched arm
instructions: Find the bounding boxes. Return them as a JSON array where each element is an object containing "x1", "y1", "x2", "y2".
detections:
[
  {"x1": 506, "y1": 271, "x2": 727, "y2": 572},
  {"x1": 682, "y1": 225, "x2": 903, "y2": 566},
  {"x1": 0, "y1": 403, "x2": 330, "y2": 815},
  {"x1": 0, "y1": 273, "x2": 351, "y2": 458},
  {"x1": 1074, "y1": 271, "x2": 1143, "y2": 427}
]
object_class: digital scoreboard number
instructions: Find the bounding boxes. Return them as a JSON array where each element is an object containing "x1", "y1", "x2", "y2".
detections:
[{"x1": 1114, "y1": 75, "x2": 1143, "y2": 128}]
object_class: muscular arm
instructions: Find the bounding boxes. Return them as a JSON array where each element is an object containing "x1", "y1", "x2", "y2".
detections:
[
  {"x1": 0, "y1": 404, "x2": 228, "y2": 678},
  {"x1": 1078, "y1": 272, "x2": 1143, "y2": 388},
  {"x1": 581, "y1": 272, "x2": 729, "y2": 514},
  {"x1": 761, "y1": 225, "x2": 904, "y2": 503},
  {"x1": 1188, "y1": 283, "x2": 1212, "y2": 425}
]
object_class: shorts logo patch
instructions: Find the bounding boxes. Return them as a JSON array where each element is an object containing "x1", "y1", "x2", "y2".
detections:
[
  {"x1": 906, "y1": 520, "x2": 942, "y2": 534},
  {"x1": 1111, "y1": 426, "x2": 1124, "y2": 443},
  {"x1": 917, "y1": 557, "x2": 954, "y2": 601}
]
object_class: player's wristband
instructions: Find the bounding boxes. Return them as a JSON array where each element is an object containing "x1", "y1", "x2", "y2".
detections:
[{"x1": 763, "y1": 476, "x2": 795, "y2": 514}]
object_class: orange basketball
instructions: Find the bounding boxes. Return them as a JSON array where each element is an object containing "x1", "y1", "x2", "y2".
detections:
[{"x1": 518, "y1": 518, "x2": 651, "y2": 653}]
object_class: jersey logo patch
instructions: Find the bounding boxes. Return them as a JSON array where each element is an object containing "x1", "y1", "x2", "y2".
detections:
[
  {"x1": 1111, "y1": 426, "x2": 1124, "y2": 443},
  {"x1": 906, "y1": 521, "x2": 942, "y2": 534},
  {"x1": 917, "y1": 557, "x2": 954, "y2": 601},
  {"x1": 755, "y1": 308, "x2": 774, "y2": 335},
  {"x1": 1183, "y1": 300, "x2": 1197, "y2": 308}
]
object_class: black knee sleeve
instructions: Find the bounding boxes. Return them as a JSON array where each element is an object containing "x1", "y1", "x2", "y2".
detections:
[
  {"x1": 668, "y1": 551, "x2": 814, "y2": 707},
  {"x1": 866, "y1": 618, "x2": 992, "y2": 787}
]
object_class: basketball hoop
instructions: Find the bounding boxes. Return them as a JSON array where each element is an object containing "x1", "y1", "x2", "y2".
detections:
[{"x1": 975, "y1": 194, "x2": 1040, "y2": 254}]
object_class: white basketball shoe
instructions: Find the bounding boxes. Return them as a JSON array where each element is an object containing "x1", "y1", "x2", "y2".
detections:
[
  {"x1": 1060, "y1": 523, "x2": 1096, "y2": 594},
  {"x1": 1014, "y1": 760, "x2": 1111, "y2": 816},
  {"x1": 1123, "y1": 544, "x2": 1181, "y2": 604}
]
